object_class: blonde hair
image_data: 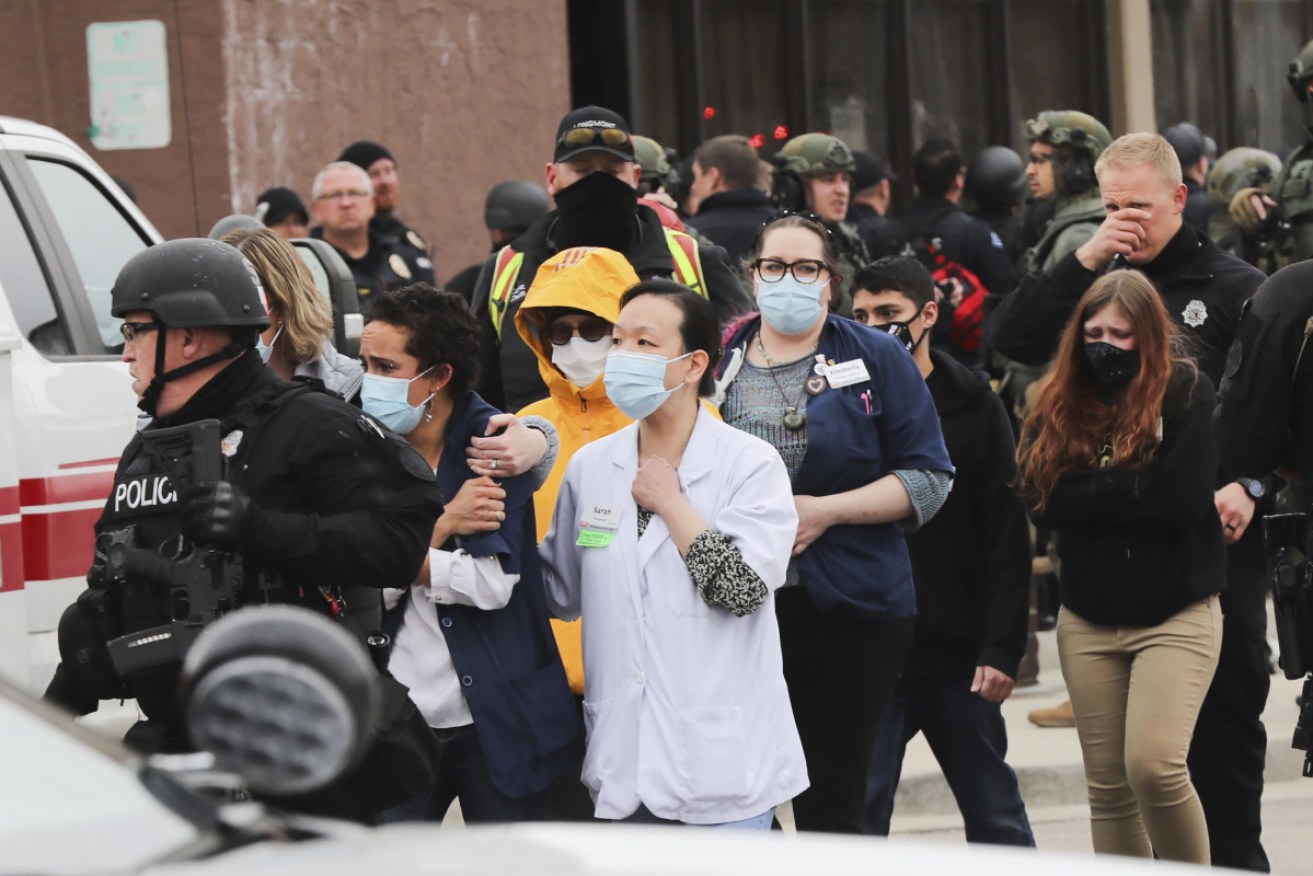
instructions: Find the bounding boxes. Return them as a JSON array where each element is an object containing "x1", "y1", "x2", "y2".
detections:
[
  {"x1": 221, "y1": 228, "x2": 334, "y2": 365},
  {"x1": 1095, "y1": 132, "x2": 1183, "y2": 190}
]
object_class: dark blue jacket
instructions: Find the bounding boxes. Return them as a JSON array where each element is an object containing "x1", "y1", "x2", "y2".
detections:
[
  {"x1": 401, "y1": 392, "x2": 582, "y2": 798},
  {"x1": 719, "y1": 316, "x2": 953, "y2": 620}
]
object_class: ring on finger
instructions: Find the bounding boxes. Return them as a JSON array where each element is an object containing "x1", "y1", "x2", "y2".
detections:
[{"x1": 490, "y1": 459, "x2": 498, "y2": 470}]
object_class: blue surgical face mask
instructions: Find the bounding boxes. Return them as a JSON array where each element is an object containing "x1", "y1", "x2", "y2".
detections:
[
  {"x1": 604, "y1": 349, "x2": 693, "y2": 421},
  {"x1": 360, "y1": 366, "x2": 435, "y2": 435},
  {"x1": 255, "y1": 323, "x2": 284, "y2": 364},
  {"x1": 756, "y1": 274, "x2": 824, "y2": 335}
]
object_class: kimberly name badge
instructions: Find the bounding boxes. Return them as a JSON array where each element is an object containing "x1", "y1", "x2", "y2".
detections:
[
  {"x1": 577, "y1": 503, "x2": 621, "y2": 548},
  {"x1": 825, "y1": 358, "x2": 871, "y2": 389}
]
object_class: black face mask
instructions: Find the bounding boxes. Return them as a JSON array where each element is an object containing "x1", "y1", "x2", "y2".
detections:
[
  {"x1": 553, "y1": 170, "x2": 638, "y2": 251},
  {"x1": 1083, "y1": 341, "x2": 1139, "y2": 387},
  {"x1": 880, "y1": 306, "x2": 927, "y2": 355}
]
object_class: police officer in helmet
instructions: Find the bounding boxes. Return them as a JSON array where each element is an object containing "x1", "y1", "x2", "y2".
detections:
[
  {"x1": 1208, "y1": 147, "x2": 1282, "y2": 265},
  {"x1": 1230, "y1": 39, "x2": 1313, "y2": 269},
  {"x1": 1018, "y1": 110, "x2": 1112, "y2": 275},
  {"x1": 445, "y1": 181, "x2": 551, "y2": 303},
  {"x1": 964, "y1": 145, "x2": 1029, "y2": 268},
  {"x1": 772, "y1": 132, "x2": 872, "y2": 316},
  {"x1": 45, "y1": 239, "x2": 443, "y2": 777}
]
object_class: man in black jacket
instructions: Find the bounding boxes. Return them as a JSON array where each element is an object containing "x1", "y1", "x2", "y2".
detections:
[
  {"x1": 469, "y1": 106, "x2": 750, "y2": 412},
  {"x1": 850, "y1": 257, "x2": 1034, "y2": 846},
  {"x1": 985, "y1": 132, "x2": 1270, "y2": 872},
  {"x1": 685, "y1": 134, "x2": 778, "y2": 262}
]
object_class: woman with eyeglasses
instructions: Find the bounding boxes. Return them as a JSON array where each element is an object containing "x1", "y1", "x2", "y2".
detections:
[
  {"x1": 360, "y1": 284, "x2": 582, "y2": 825},
  {"x1": 539, "y1": 279, "x2": 806, "y2": 828},
  {"x1": 715, "y1": 212, "x2": 953, "y2": 834},
  {"x1": 1015, "y1": 272, "x2": 1223, "y2": 863}
]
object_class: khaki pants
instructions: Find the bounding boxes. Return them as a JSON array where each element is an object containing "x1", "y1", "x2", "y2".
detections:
[{"x1": 1057, "y1": 596, "x2": 1221, "y2": 863}]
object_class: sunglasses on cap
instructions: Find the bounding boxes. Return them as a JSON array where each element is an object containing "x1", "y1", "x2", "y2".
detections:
[
  {"x1": 547, "y1": 317, "x2": 612, "y2": 346},
  {"x1": 558, "y1": 126, "x2": 632, "y2": 152}
]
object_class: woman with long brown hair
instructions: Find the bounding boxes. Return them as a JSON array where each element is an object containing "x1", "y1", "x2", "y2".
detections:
[{"x1": 1016, "y1": 269, "x2": 1223, "y2": 864}]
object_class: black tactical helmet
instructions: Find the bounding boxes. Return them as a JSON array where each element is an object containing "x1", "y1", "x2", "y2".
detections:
[
  {"x1": 111, "y1": 238, "x2": 270, "y2": 330},
  {"x1": 1288, "y1": 39, "x2": 1313, "y2": 102},
  {"x1": 964, "y1": 145, "x2": 1027, "y2": 208},
  {"x1": 484, "y1": 181, "x2": 550, "y2": 232},
  {"x1": 1206, "y1": 147, "x2": 1282, "y2": 209}
]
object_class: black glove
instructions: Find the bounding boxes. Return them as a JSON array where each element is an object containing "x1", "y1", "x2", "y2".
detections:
[{"x1": 181, "y1": 481, "x2": 252, "y2": 549}]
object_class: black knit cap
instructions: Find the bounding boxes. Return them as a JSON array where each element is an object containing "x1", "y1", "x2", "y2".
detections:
[
  {"x1": 254, "y1": 186, "x2": 309, "y2": 227},
  {"x1": 337, "y1": 140, "x2": 395, "y2": 171}
]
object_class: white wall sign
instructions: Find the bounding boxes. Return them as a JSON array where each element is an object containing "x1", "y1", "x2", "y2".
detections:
[{"x1": 86, "y1": 20, "x2": 171, "y2": 150}]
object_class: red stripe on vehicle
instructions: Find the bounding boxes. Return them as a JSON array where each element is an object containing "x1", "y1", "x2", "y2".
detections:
[
  {"x1": 19, "y1": 471, "x2": 116, "y2": 507},
  {"x1": 58, "y1": 457, "x2": 120, "y2": 471},
  {"x1": 0, "y1": 523, "x2": 24, "y2": 592},
  {"x1": 21, "y1": 507, "x2": 100, "y2": 582},
  {"x1": 0, "y1": 485, "x2": 18, "y2": 515}
]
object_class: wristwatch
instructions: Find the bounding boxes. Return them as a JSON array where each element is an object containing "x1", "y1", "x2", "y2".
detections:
[{"x1": 1236, "y1": 477, "x2": 1267, "y2": 501}]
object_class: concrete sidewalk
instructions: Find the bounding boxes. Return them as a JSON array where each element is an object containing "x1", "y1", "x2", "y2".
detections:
[{"x1": 889, "y1": 622, "x2": 1311, "y2": 825}]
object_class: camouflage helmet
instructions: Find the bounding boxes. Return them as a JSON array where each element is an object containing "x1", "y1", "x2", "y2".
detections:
[
  {"x1": 1288, "y1": 39, "x2": 1313, "y2": 103},
  {"x1": 1024, "y1": 110, "x2": 1112, "y2": 162},
  {"x1": 775, "y1": 133, "x2": 857, "y2": 178},
  {"x1": 1206, "y1": 147, "x2": 1282, "y2": 209},
  {"x1": 633, "y1": 135, "x2": 672, "y2": 184}
]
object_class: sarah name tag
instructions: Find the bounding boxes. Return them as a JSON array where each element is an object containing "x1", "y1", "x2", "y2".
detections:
[
  {"x1": 577, "y1": 504, "x2": 621, "y2": 548},
  {"x1": 825, "y1": 358, "x2": 871, "y2": 389}
]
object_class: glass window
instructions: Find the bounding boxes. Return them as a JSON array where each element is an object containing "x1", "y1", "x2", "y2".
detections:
[
  {"x1": 698, "y1": 0, "x2": 794, "y2": 158},
  {"x1": 806, "y1": 0, "x2": 896, "y2": 157},
  {"x1": 25, "y1": 159, "x2": 150, "y2": 353},
  {"x1": 1007, "y1": 0, "x2": 1109, "y2": 152},
  {"x1": 907, "y1": 0, "x2": 998, "y2": 158},
  {"x1": 1150, "y1": 0, "x2": 1225, "y2": 140},
  {"x1": 1232, "y1": 0, "x2": 1310, "y2": 151},
  {"x1": 0, "y1": 180, "x2": 69, "y2": 356}
]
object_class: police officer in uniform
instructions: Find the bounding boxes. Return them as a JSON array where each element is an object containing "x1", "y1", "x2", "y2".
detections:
[
  {"x1": 338, "y1": 140, "x2": 436, "y2": 279},
  {"x1": 1231, "y1": 40, "x2": 1313, "y2": 269},
  {"x1": 1017, "y1": 111, "x2": 1112, "y2": 275},
  {"x1": 309, "y1": 160, "x2": 434, "y2": 310},
  {"x1": 445, "y1": 181, "x2": 551, "y2": 303},
  {"x1": 964, "y1": 145, "x2": 1029, "y2": 268},
  {"x1": 45, "y1": 239, "x2": 443, "y2": 774},
  {"x1": 772, "y1": 132, "x2": 872, "y2": 316}
]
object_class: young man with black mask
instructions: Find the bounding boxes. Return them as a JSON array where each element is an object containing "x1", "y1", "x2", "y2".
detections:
[{"x1": 470, "y1": 106, "x2": 750, "y2": 412}]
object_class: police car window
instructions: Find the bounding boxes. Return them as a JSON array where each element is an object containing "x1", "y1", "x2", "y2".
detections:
[
  {"x1": 26, "y1": 159, "x2": 149, "y2": 353},
  {"x1": 0, "y1": 179, "x2": 70, "y2": 356}
]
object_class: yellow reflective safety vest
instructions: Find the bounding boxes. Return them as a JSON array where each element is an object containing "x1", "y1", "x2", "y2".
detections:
[{"x1": 488, "y1": 228, "x2": 707, "y2": 339}]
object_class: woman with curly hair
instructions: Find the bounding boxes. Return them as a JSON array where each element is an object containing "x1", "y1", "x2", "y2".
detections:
[
  {"x1": 1016, "y1": 269, "x2": 1224, "y2": 863},
  {"x1": 362, "y1": 284, "x2": 582, "y2": 824}
]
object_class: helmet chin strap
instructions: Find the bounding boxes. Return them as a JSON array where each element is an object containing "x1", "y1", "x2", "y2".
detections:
[{"x1": 138, "y1": 325, "x2": 247, "y2": 416}]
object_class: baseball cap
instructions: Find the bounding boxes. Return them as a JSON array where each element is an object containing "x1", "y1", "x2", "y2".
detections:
[
  {"x1": 1163, "y1": 123, "x2": 1206, "y2": 169},
  {"x1": 554, "y1": 106, "x2": 636, "y2": 163},
  {"x1": 853, "y1": 150, "x2": 898, "y2": 189},
  {"x1": 254, "y1": 186, "x2": 309, "y2": 227}
]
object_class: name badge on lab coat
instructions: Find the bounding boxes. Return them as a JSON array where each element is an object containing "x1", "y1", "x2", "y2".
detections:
[
  {"x1": 577, "y1": 504, "x2": 621, "y2": 548},
  {"x1": 825, "y1": 358, "x2": 870, "y2": 389}
]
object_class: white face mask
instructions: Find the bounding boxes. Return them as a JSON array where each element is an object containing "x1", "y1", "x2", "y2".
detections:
[{"x1": 551, "y1": 335, "x2": 612, "y2": 387}]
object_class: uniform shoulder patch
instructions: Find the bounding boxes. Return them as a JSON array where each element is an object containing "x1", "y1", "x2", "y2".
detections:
[
  {"x1": 406, "y1": 229, "x2": 428, "y2": 251},
  {"x1": 389, "y1": 252, "x2": 413, "y2": 281}
]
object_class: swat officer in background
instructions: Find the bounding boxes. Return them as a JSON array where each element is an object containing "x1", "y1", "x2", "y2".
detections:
[
  {"x1": 1017, "y1": 111, "x2": 1112, "y2": 275},
  {"x1": 338, "y1": 140, "x2": 437, "y2": 279},
  {"x1": 964, "y1": 145, "x2": 1029, "y2": 268},
  {"x1": 45, "y1": 239, "x2": 443, "y2": 763},
  {"x1": 1230, "y1": 39, "x2": 1313, "y2": 268},
  {"x1": 446, "y1": 181, "x2": 551, "y2": 302},
  {"x1": 1208, "y1": 147, "x2": 1283, "y2": 268},
  {"x1": 309, "y1": 160, "x2": 434, "y2": 310},
  {"x1": 772, "y1": 132, "x2": 872, "y2": 315}
]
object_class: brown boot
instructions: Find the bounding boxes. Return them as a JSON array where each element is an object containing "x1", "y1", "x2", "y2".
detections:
[{"x1": 1028, "y1": 699, "x2": 1075, "y2": 728}]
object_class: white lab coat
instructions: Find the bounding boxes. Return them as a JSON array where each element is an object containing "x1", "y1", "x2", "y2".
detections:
[{"x1": 539, "y1": 407, "x2": 808, "y2": 823}]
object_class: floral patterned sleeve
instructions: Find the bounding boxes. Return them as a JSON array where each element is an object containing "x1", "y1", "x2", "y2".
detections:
[{"x1": 636, "y1": 509, "x2": 768, "y2": 617}]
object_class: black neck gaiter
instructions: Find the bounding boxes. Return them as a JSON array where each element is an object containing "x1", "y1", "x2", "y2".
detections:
[{"x1": 553, "y1": 171, "x2": 638, "y2": 252}]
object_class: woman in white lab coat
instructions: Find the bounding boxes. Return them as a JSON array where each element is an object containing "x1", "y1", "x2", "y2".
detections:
[{"x1": 539, "y1": 280, "x2": 806, "y2": 828}]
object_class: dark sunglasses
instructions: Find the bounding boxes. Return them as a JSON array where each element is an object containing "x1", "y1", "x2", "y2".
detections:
[
  {"x1": 120, "y1": 320, "x2": 162, "y2": 342},
  {"x1": 558, "y1": 126, "x2": 632, "y2": 152},
  {"x1": 547, "y1": 318, "x2": 612, "y2": 346}
]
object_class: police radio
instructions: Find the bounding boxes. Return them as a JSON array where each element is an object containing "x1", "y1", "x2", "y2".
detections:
[{"x1": 100, "y1": 420, "x2": 254, "y2": 676}]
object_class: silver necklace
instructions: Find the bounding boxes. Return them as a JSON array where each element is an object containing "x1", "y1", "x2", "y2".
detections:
[{"x1": 756, "y1": 333, "x2": 811, "y2": 431}]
